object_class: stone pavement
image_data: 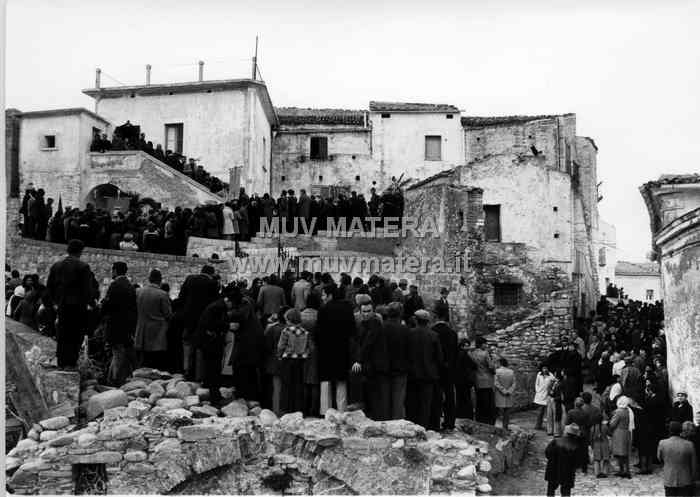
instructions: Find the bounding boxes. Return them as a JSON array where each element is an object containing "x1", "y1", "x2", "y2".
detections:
[{"x1": 489, "y1": 407, "x2": 666, "y2": 496}]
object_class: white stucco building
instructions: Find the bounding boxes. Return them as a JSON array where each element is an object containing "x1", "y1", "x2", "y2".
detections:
[
  {"x1": 596, "y1": 218, "x2": 617, "y2": 294},
  {"x1": 615, "y1": 261, "x2": 662, "y2": 302},
  {"x1": 17, "y1": 108, "x2": 111, "y2": 207},
  {"x1": 83, "y1": 79, "x2": 278, "y2": 195}
]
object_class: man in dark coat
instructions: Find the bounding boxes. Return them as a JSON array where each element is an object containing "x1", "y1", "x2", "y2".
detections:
[
  {"x1": 566, "y1": 397, "x2": 590, "y2": 473},
  {"x1": 228, "y1": 286, "x2": 265, "y2": 401},
  {"x1": 356, "y1": 300, "x2": 389, "y2": 420},
  {"x1": 545, "y1": 423, "x2": 582, "y2": 496},
  {"x1": 316, "y1": 283, "x2": 355, "y2": 414},
  {"x1": 432, "y1": 304, "x2": 458, "y2": 430},
  {"x1": 671, "y1": 392, "x2": 694, "y2": 424},
  {"x1": 178, "y1": 265, "x2": 220, "y2": 381},
  {"x1": 406, "y1": 309, "x2": 444, "y2": 430},
  {"x1": 46, "y1": 239, "x2": 99, "y2": 368},
  {"x1": 102, "y1": 261, "x2": 137, "y2": 385},
  {"x1": 384, "y1": 302, "x2": 409, "y2": 420},
  {"x1": 197, "y1": 286, "x2": 237, "y2": 406},
  {"x1": 620, "y1": 355, "x2": 643, "y2": 403},
  {"x1": 298, "y1": 189, "x2": 312, "y2": 229},
  {"x1": 433, "y1": 287, "x2": 451, "y2": 324},
  {"x1": 403, "y1": 285, "x2": 424, "y2": 324}
]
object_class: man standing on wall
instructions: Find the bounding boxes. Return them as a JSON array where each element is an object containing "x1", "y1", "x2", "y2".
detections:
[{"x1": 46, "y1": 239, "x2": 99, "y2": 368}]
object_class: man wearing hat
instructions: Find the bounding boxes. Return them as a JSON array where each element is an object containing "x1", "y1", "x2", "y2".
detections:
[
  {"x1": 620, "y1": 353, "x2": 643, "y2": 403},
  {"x1": 403, "y1": 284, "x2": 424, "y2": 325},
  {"x1": 671, "y1": 392, "x2": 694, "y2": 424},
  {"x1": 432, "y1": 301, "x2": 458, "y2": 430},
  {"x1": 433, "y1": 287, "x2": 450, "y2": 323},
  {"x1": 46, "y1": 239, "x2": 99, "y2": 368},
  {"x1": 545, "y1": 423, "x2": 582, "y2": 496},
  {"x1": 406, "y1": 309, "x2": 444, "y2": 430}
]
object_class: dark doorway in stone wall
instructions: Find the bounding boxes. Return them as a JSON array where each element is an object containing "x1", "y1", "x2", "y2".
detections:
[
  {"x1": 85, "y1": 184, "x2": 132, "y2": 213},
  {"x1": 74, "y1": 464, "x2": 107, "y2": 494}
]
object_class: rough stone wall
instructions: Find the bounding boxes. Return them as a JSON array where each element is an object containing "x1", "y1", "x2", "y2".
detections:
[
  {"x1": 6, "y1": 108, "x2": 21, "y2": 197},
  {"x1": 483, "y1": 291, "x2": 573, "y2": 408},
  {"x1": 464, "y1": 115, "x2": 576, "y2": 173},
  {"x1": 5, "y1": 234, "x2": 208, "y2": 299},
  {"x1": 85, "y1": 151, "x2": 222, "y2": 209},
  {"x1": 7, "y1": 320, "x2": 81, "y2": 420},
  {"x1": 271, "y1": 128, "x2": 378, "y2": 195},
  {"x1": 6, "y1": 367, "x2": 532, "y2": 495}
]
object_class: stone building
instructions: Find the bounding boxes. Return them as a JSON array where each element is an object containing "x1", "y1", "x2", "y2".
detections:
[
  {"x1": 83, "y1": 78, "x2": 277, "y2": 195},
  {"x1": 597, "y1": 219, "x2": 617, "y2": 294},
  {"x1": 614, "y1": 261, "x2": 661, "y2": 302},
  {"x1": 641, "y1": 174, "x2": 700, "y2": 418}
]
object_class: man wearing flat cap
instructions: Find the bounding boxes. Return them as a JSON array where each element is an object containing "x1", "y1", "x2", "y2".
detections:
[
  {"x1": 545, "y1": 423, "x2": 582, "y2": 496},
  {"x1": 406, "y1": 309, "x2": 444, "y2": 430}
]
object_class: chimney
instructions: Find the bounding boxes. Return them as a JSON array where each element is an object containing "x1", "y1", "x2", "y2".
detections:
[
  {"x1": 251, "y1": 57, "x2": 257, "y2": 80},
  {"x1": 146, "y1": 64, "x2": 151, "y2": 85},
  {"x1": 198, "y1": 61, "x2": 204, "y2": 82},
  {"x1": 95, "y1": 68, "x2": 101, "y2": 89}
]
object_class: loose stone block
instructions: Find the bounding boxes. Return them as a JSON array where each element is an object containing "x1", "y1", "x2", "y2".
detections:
[{"x1": 39, "y1": 416, "x2": 70, "y2": 431}]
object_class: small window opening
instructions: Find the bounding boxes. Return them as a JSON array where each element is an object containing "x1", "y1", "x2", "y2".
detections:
[
  {"x1": 494, "y1": 283, "x2": 522, "y2": 306},
  {"x1": 130, "y1": 93, "x2": 135, "y2": 98},
  {"x1": 554, "y1": 232, "x2": 560, "y2": 239},
  {"x1": 319, "y1": 175, "x2": 323, "y2": 181},
  {"x1": 351, "y1": 155, "x2": 356, "y2": 160},
  {"x1": 425, "y1": 135, "x2": 442, "y2": 161},
  {"x1": 446, "y1": 114, "x2": 454, "y2": 119},
  {"x1": 281, "y1": 175, "x2": 286, "y2": 182},
  {"x1": 528, "y1": 135, "x2": 533, "y2": 139},
  {"x1": 43, "y1": 135, "x2": 56, "y2": 148},
  {"x1": 553, "y1": 206, "x2": 558, "y2": 212},
  {"x1": 476, "y1": 137, "x2": 480, "y2": 142},
  {"x1": 310, "y1": 136, "x2": 328, "y2": 160},
  {"x1": 483, "y1": 205, "x2": 501, "y2": 242},
  {"x1": 355, "y1": 175, "x2": 360, "y2": 181},
  {"x1": 381, "y1": 113, "x2": 391, "y2": 118}
]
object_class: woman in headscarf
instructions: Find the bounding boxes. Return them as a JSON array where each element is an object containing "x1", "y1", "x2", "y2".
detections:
[
  {"x1": 609, "y1": 395, "x2": 634, "y2": 478},
  {"x1": 546, "y1": 370, "x2": 565, "y2": 437},
  {"x1": 6, "y1": 285, "x2": 25, "y2": 317}
]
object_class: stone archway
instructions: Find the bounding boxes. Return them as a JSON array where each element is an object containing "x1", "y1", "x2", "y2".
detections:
[{"x1": 84, "y1": 183, "x2": 132, "y2": 213}]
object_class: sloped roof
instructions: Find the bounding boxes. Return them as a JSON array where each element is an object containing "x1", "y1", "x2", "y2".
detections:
[
  {"x1": 461, "y1": 113, "x2": 574, "y2": 127},
  {"x1": 615, "y1": 261, "x2": 660, "y2": 276},
  {"x1": 18, "y1": 107, "x2": 110, "y2": 125},
  {"x1": 643, "y1": 174, "x2": 700, "y2": 188},
  {"x1": 369, "y1": 101, "x2": 459, "y2": 113},
  {"x1": 275, "y1": 107, "x2": 365, "y2": 126}
]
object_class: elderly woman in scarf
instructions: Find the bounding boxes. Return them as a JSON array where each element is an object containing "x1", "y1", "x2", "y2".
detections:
[{"x1": 609, "y1": 395, "x2": 634, "y2": 478}]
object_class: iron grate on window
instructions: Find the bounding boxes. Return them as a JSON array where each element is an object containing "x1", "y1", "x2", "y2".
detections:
[{"x1": 494, "y1": 283, "x2": 521, "y2": 306}]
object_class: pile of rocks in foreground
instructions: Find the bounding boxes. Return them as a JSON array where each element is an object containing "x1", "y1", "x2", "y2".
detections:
[{"x1": 6, "y1": 368, "x2": 531, "y2": 495}]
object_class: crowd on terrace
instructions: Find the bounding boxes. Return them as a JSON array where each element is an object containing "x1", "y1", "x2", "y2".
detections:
[
  {"x1": 17, "y1": 182, "x2": 405, "y2": 256},
  {"x1": 89, "y1": 121, "x2": 227, "y2": 194}
]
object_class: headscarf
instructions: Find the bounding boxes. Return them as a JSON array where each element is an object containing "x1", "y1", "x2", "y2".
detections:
[
  {"x1": 616, "y1": 395, "x2": 635, "y2": 432},
  {"x1": 6, "y1": 285, "x2": 25, "y2": 316}
]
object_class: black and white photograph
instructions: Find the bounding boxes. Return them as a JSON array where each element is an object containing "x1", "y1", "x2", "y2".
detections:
[{"x1": 2, "y1": 0, "x2": 700, "y2": 495}]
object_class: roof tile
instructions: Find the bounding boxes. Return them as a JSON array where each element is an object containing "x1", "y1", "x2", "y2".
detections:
[{"x1": 369, "y1": 101, "x2": 459, "y2": 113}]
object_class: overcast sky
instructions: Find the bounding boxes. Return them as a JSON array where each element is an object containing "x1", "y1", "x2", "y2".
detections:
[{"x1": 6, "y1": 0, "x2": 699, "y2": 261}]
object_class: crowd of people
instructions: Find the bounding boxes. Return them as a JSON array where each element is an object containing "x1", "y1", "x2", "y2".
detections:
[
  {"x1": 18, "y1": 182, "x2": 405, "y2": 257},
  {"x1": 7, "y1": 236, "x2": 699, "y2": 495},
  {"x1": 539, "y1": 297, "x2": 699, "y2": 496},
  {"x1": 90, "y1": 121, "x2": 227, "y2": 194}
]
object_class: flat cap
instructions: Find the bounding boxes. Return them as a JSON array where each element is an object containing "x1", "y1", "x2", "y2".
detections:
[{"x1": 414, "y1": 309, "x2": 431, "y2": 320}]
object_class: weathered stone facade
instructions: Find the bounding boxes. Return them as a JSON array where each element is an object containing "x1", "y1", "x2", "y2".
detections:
[{"x1": 641, "y1": 175, "x2": 700, "y2": 419}]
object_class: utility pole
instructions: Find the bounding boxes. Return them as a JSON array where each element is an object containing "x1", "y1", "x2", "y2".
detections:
[{"x1": 251, "y1": 35, "x2": 258, "y2": 80}]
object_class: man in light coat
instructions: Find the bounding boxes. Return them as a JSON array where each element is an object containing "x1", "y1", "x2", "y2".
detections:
[
  {"x1": 134, "y1": 269, "x2": 172, "y2": 370},
  {"x1": 658, "y1": 421, "x2": 698, "y2": 496}
]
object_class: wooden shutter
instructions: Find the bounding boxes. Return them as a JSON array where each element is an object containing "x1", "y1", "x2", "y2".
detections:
[
  {"x1": 425, "y1": 136, "x2": 441, "y2": 160},
  {"x1": 484, "y1": 205, "x2": 501, "y2": 242}
]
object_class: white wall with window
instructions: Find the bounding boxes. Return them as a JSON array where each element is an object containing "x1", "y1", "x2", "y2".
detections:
[
  {"x1": 614, "y1": 272, "x2": 662, "y2": 302},
  {"x1": 370, "y1": 111, "x2": 463, "y2": 184}
]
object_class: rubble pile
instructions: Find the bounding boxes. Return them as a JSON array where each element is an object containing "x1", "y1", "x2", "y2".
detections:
[{"x1": 6, "y1": 368, "x2": 531, "y2": 495}]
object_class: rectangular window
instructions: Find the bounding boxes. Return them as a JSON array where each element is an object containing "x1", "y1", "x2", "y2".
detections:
[
  {"x1": 646, "y1": 289, "x2": 654, "y2": 301},
  {"x1": 494, "y1": 283, "x2": 521, "y2": 306},
  {"x1": 483, "y1": 204, "x2": 501, "y2": 242},
  {"x1": 425, "y1": 135, "x2": 442, "y2": 161},
  {"x1": 164, "y1": 123, "x2": 183, "y2": 154},
  {"x1": 381, "y1": 113, "x2": 391, "y2": 118},
  {"x1": 310, "y1": 136, "x2": 328, "y2": 160},
  {"x1": 43, "y1": 135, "x2": 56, "y2": 149}
]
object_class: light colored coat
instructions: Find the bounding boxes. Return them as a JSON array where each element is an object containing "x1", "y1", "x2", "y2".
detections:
[
  {"x1": 134, "y1": 284, "x2": 172, "y2": 352},
  {"x1": 494, "y1": 366, "x2": 516, "y2": 408},
  {"x1": 534, "y1": 372, "x2": 554, "y2": 406},
  {"x1": 609, "y1": 407, "x2": 632, "y2": 457},
  {"x1": 657, "y1": 436, "x2": 698, "y2": 487},
  {"x1": 222, "y1": 206, "x2": 235, "y2": 235},
  {"x1": 470, "y1": 348, "x2": 495, "y2": 389}
]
